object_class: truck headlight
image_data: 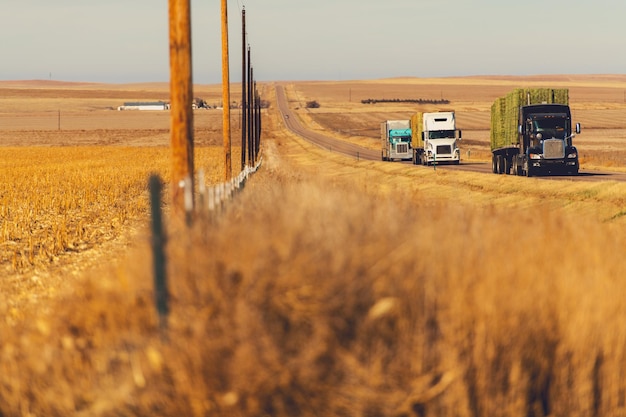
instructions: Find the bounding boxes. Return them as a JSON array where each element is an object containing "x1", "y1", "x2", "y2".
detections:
[
  {"x1": 529, "y1": 153, "x2": 541, "y2": 160},
  {"x1": 567, "y1": 152, "x2": 577, "y2": 158}
]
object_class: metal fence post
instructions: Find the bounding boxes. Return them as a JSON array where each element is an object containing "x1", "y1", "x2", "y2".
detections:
[{"x1": 149, "y1": 175, "x2": 169, "y2": 331}]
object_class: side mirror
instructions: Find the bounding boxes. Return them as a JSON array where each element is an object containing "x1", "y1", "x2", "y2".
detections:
[
  {"x1": 575, "y1": 123, "x2": 581, "y2": 134},
  {"x1": 458, "y1": 130, "x2": 462, "y2": 140}
]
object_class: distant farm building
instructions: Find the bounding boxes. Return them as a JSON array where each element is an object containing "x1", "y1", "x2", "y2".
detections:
[{"x1": 117, "y1": 101, "x2": 169, "y2": 111}]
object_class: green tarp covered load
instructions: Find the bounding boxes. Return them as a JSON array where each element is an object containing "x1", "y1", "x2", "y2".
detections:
[{"x1": 490, "y1": 88, "x2": 569, "y2": 151}]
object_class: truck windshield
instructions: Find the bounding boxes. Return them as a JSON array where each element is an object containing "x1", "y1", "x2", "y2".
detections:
[
  {"x1": 391, "y1": 136, "x2": 411, "y2": 143},
  {"x1": 532, "y1": 116, "x2": 568, "y2": 139},
  {"x1": 428, "y1": 130, "x2": 455, "y2": 139}
]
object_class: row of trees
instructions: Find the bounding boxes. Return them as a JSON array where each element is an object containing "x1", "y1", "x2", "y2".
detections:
[
  {"x1": 302, "y1": 98, "x2": 452, "y2": 108},
  {"x1": 361, "y1": 98, "x2": 450, "y2": 104}
]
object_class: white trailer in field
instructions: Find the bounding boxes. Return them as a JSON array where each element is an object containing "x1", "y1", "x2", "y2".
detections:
[{"x1": 381, "y1": 119, "x2": 412, "y2": 161}]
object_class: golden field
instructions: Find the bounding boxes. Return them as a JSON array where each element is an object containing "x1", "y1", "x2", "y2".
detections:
[{"x1": 0, "y1": 76, "x2": 625, "y2": 416}]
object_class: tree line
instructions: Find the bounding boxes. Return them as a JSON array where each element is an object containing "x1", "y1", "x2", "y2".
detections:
[{"x1": 361, "y1": 98, "x2": 450, "y2": 104}]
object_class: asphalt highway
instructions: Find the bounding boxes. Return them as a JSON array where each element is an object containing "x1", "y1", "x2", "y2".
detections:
[{"x1": 275, "y1": 85, "x2": 379, "y2": 161}]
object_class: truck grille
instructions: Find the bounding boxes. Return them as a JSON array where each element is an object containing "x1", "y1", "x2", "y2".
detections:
[
  {"x1": 543, "y1": 139, "x2": 565, "y2": 159},
  {"x1": 396, "y1": 143, "x2": 409, "y2": 153},
  {"x1": 436, "y1": 145, "x2": 452, "y2": 155}
]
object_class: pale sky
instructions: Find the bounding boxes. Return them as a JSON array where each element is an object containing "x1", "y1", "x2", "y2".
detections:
[{"x1": 1, "y1": 0, "x2": 624, "y2": 83}]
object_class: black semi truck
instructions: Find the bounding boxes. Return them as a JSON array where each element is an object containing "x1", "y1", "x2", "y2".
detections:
[{"x1": 491, "y1": 89, "x2": 581, "y2": 177}]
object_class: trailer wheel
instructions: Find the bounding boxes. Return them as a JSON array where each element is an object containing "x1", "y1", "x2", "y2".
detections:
[
  {"x1": 496, "y1": 155, "x2": 504, "y2": 174},
  {"x1": 503, "y1": 157, "x2": 511, "y2": 175}
]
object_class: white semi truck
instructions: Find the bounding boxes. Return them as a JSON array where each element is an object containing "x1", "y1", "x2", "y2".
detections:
[
  {"x1": 411, "y1": 111, "x2": 462, "y2": 165},
  {"x1": 381, "y1": 120, "x2": 412, "y2": 161}
]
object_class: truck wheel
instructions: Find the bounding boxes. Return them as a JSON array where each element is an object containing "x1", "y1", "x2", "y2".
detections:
[
  {"x1": 492, "y1": 155, "x2": 498, "y2": 174},
  {"x1": 496, "y1": 155, "x2": 504, "y2": 174},
  {"x1": 515, "y1": 158, "x2": 524, "y2": 176},
  {"x1": 503, "y1": 157, "x2": 511, "y2": 175}
]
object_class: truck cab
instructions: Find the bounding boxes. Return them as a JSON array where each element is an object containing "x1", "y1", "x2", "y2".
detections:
[
  {"x1": 388, "y1": 129, "x2": 412, "y2": 159},
  {"x1": 518, "y1": 104, "x2": 580, "y2": 176},
  {"x1": 381, "y1": 120, "x2": 412, "y2": 161},
  {"x1": 421, "y1": 112, "x2": 462, "y2": 165}
]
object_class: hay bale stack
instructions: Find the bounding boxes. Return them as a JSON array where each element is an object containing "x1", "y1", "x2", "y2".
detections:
[
  {"x1": 410, "y1": 112, "x2": 424, "y2": 148},
  {"x1": 490, "y1": 88, "x2": 569, "y2": 151}
]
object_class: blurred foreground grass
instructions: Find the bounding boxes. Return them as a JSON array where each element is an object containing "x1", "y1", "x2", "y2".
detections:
[{"x1": 0, "y1": 128, "x2": 625, "y2": 416}]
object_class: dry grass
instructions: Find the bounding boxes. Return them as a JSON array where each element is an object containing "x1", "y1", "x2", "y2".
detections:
[
  {"x1": 3, "y1": 126, "x2": 625, "y2": 416},
  {"x1": 1, "y1": 77, "x2": 626, "y2": 416},
  {"x1": 0, "y1": 146, "x2": 230, "y2": 264},
  {"x1": 0, "y1": 145, "x2": 241, "y2": 324}
]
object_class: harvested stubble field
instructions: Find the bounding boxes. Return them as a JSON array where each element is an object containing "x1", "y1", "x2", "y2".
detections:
[{"x1": 1, "y1": 76, "x2": 626, "y2": 416}]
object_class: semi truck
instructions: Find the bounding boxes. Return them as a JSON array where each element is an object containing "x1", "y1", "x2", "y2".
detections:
[
  {"x1": 410, "y1": 111, "x2": 462, "y2": 165},
  {"x1": 381, "y1": 120, "x2": 412, "y2": 161},
  {"x1": 491, "y1": 88, "x2": 581, "y2": 176}
]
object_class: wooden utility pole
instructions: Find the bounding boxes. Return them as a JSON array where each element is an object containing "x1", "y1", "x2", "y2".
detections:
[
  {"x1": 241, "y1": 8, "x2": 247, "y2": 171},
  {"x1": 254, "y1": 77, "x2": 258, "y2": 160},
  {"x1": 247, "y1": 47, "x2": 253, "y2": 165},
  {"x1": 221, "y1": 0, "x2": 232, "y2": 180},
  {"x1": 168, "y1": 0, "x2": 194, "y2": 215}
]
